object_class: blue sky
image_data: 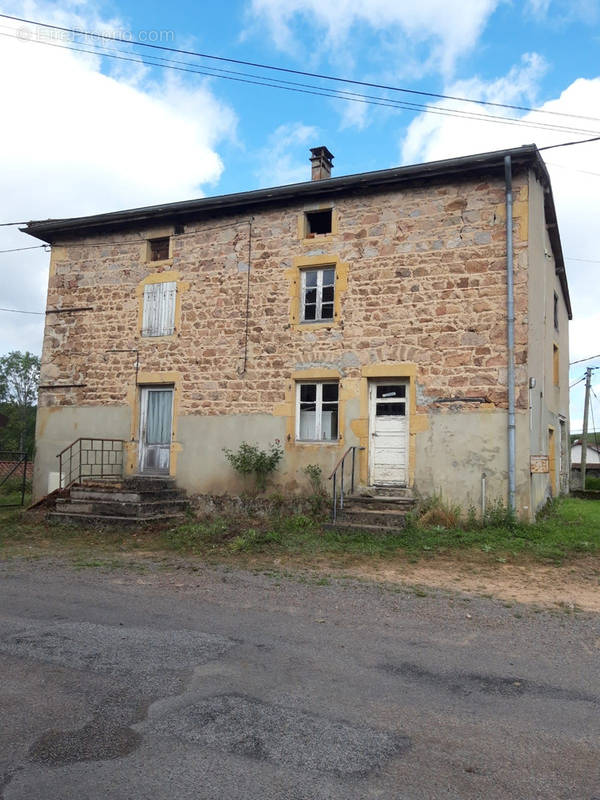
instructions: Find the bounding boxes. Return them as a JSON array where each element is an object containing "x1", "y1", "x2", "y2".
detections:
[{"x1": 0, "y1": 0, "x2": 599, "y2": 430}]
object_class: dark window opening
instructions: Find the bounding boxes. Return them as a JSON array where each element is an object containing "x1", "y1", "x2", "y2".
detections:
[
  {"x1": 376, "y1": 385, "x2": 406, "y2": 399},
  {"x1": 306, "y1": 209, "x2": 332, "y2": 236},
  {"x1": 376, "y1": 403, "x2": 405, "y2": 416},
  {"x1": 553, "y1": 292, "x2": 559, "y2": 331},
  {"x1": 149, "y1": 237, "x2": 170, "y2": 261}
]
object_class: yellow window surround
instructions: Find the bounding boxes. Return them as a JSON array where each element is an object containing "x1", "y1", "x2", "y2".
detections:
[
  {"x1": 285, "y1": 254, "x2": 348, "y2": 331},
  {"x1": 297, "y1": 204, "x2": 339, "y2": 241},
  {"x1": 135, "y1": 271, "x2": 190, "y2": 340}
]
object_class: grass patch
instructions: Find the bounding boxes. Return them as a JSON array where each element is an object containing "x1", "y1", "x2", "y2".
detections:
[{"x1": 0, "y1": 496, "x2": 599, "y2": 566}]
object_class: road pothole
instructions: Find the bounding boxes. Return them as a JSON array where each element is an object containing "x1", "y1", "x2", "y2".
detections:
[
  {"x1": 146, "y1": 692, "x2": 409, "y2": 776},
  {"x1": 29, "y1": 719, "x2": 141, "y2": 765}
]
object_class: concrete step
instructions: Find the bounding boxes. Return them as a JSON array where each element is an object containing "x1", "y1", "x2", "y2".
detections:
[
  {"x1": 335, "y1": 507, "x2": 413, "y2": 528},
  {"x1": 48, "y1": 511, "x2": 186, "y2": 526},
  {"x1": 70, "y1": 487, "x2": 183, "y2": 503},
  {"x1": 55, "y1": 497, "x2": 188, "y2": 518},
  {"x1": 343, "y1": 494, "x2": 415, "y2": 512},
  {"x1": 122, "y1": 475, "x2": 177, "y2": 492},
  {"x1": 355, "y1": 486, "x2": 414, "y2": 499}
]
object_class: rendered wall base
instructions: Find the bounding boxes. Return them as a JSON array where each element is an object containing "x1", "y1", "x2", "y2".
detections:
[{"x1": 35, "y1": 405, "x2": 543, "y2": 519}]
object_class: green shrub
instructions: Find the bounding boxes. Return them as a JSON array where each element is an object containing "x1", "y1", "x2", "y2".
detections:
[
  {"x1": 302, "y1": 464, "x2": 328, "y2": 517},
  {"x1": 223, "y1": 440, "x2": 284, "y2": 492},
  {"x1": 585, "y1": 475, "x2": 600, "y2": 491}
]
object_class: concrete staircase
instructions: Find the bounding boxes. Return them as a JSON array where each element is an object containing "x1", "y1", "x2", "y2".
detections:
[
  {"x1": 49, "y1": 475, "x2": 189, "y2": 525},
  {"x1": 329, "y1": 487, "x2": 416, "y2": 533}
]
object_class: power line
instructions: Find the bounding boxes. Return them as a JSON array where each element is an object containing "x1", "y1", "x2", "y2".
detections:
[
  {"x1": 0, "y1": 307, "x2": 44, "y2": 315},
  {"x1": 3, "y1": 12, "x2": 600, "y2": 126},
  {"x1": 0, "y1": 221, "x2": 27, "y2": 227},
  {"x1": 564, "y1": 256, "x2": 600, "y2": 264},
  {"x1": 570, "y1": 355, "x2": 600, "y2": 365},
  {"x1": 539, "y1": 136, "x2": 600, "y2": 151},
  {"x1": 0, "y1": 244, "x2": 48, "y2": 254},
  {"x1": 545, "y1": 162, "x2": 600, "y2": 178},
  {"x1": 570, "y1": 375, "x2": 587, "y2": 389},
  {"x1": 3, "y1": 29, "x2": 599, "y2": 138}
]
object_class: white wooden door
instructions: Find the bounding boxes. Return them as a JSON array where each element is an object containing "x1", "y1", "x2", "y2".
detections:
[
  {"x1": 368, "y1": 381, "x2": 408, "y2": 486},
  {"x1": 139, "y1": 387, "x2": 173, "y2": 474}
]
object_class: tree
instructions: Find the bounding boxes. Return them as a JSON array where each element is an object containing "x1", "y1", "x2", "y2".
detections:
[{"x1": 0, "y1": 351, "x2": 40, "y2": 453}]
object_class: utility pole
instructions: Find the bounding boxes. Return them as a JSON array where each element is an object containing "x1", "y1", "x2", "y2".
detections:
[{"x1": 580, "y1": 367, "x2": 593, "y2": 490}]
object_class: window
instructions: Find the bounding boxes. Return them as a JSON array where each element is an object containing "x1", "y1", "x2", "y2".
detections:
[
  {"x1": 148, "y1": 237, "x2": 170, "y2": 262},
  {"x1": 553, "y1": 344, "x2": 559, "y2": 386},
  {"x1": 375, "y1": 384, "x2": 406, "y2": 416},
  {"x1": 142, "y1": 281, "x2": 176, "y2": 337},
  {"x1": 305, "y1": 209, "x2": 332, "y2": 236},
  {"x1": 296, "y1": 382, "x2": 339, "y2": 441},
  {"x1": 301, "y1": 267, "x2": 335, "y2": 322},
  {"x1": 553, "y1": 292, "x2": 559, "y2": 331}
]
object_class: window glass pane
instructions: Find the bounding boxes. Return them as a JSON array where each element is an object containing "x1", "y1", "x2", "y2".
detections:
[
  {"x1": 322, "y1": 285, "x2": 334, "y2": 303},
  {"x1": 322, "y1": 268, "x2": 335, "y2": 285},
  {"x1": 304, "y1": 304, "x2": 316, "y2": 320},
  {"x1": 300, "y1": 384, "x2": 316, "y2": 402},
  {"x1": 305, "y1": 271, "x2": 318, "y2": 288},
  {"x1": 321, "y1": 408, "x2": 338, "y2": 440},
  {"x1": 322, "y1": 383, "x2": 338, "y2": 402},
  {"x1": 376, "y1": 403, "x2": 405, "y2": 416},
  {"x1": 376, "y1": 384, "x2": 405, "y2": 399},
  {"x1": 299, "y1": 409, "x2": 317, "y2": 439},
  {"x1": 305, "y1": 288, "x2": 317, "y2": 304},
  {"x1": 146, "y1": 391, "x2": 172, "y2": 443},
  {"x1": 321, "y1": 304, "x2": 334, "y2": 319}
]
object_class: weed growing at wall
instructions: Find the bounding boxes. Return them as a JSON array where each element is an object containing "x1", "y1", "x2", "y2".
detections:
[{"x1": 223, "y1": 440, "x2": 284, "y2": 493}]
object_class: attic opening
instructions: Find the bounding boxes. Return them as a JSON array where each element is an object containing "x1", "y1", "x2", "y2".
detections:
[
  {"x1": 305, "y1": 209, "x2": 332, "y2": 236},
  {"x1": 148, "y1": 237, "x2": 170, "y2": 262}
]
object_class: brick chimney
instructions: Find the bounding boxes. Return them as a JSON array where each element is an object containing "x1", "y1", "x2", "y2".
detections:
[{"x1": 310, "y1": 146, "x2": 334, "y2": 180}]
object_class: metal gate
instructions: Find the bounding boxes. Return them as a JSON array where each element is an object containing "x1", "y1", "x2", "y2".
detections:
[{"x1": 0, "y1": 452, "x2": 30, "y2": 507}]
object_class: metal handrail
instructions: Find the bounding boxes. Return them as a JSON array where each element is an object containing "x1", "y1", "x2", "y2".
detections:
[
  {"x1": 57, "y1": 437, "x2": 125, "y2": 488},
  {"x1": 328, "y1": 446, "x2": 364, "y2": 522}
]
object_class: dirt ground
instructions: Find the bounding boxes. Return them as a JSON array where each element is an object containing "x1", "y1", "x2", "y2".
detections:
[{"x1": 311, "y1": 555, "x2": 600, "y2": 612}]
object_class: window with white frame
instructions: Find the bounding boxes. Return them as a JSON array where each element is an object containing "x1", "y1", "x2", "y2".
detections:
[
  {"x1": 301, "y1": 267, "x2": 335, "y2": 322},
  {"x1": 296, "y1": 382, "x2": 339, "y2": 441},
  {"x1": 141, "y1": 281, "x2": 176, "y2": 337}
]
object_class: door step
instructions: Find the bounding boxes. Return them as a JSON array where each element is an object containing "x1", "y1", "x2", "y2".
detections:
[
  {"x1": 331, "y1": 489, "x2": 416, "y2": 534},
  {"x1": 47, "y1": 475, "x2": 189, "y2": 525}
]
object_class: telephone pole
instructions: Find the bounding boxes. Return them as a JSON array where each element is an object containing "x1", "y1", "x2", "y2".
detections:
[{"x1": 580, "y1": 367, "x2": 593, "y2": 490}]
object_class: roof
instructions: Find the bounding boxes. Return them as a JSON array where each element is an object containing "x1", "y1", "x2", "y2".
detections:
[{"x1": 22, "y1": 143, "x2": 571, "y2": 317}]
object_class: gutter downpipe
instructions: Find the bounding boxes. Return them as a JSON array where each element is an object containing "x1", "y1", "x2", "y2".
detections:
[{"x1": 504, "y1": 155, "x2": 517, "y2": 513}]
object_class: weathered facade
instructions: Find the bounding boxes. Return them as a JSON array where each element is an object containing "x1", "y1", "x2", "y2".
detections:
[{"x1": 25, "y1": 145, "x2": 571, "y2": 518}]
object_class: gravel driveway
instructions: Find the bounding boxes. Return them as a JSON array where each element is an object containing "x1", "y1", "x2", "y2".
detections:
[{"x1": 1, "y1": 557, "x2": 598, "y2": 799}]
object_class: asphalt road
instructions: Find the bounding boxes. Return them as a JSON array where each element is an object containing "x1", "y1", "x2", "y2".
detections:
[{"x1": 0, "y1": 557, "x2": 598, "y2": 799}]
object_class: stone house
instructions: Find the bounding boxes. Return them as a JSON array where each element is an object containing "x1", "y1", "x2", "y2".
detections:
[{"x1": 24, "y1": 144, "x2": 571, "y2": 519}]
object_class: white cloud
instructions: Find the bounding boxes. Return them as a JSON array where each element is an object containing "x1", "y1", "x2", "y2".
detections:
[
  {"x1": 0, "y1": 2, "x2": 237, "y2": 356},
  {"x1": 399, "y1": 61, "x2": 600, "y2": 427},
  {"x1": 254, "y1": 122, "x2": 319, "y2": 187},
  {"x1": 247, "y1": 0, "x2": 500, "y2": 76}
]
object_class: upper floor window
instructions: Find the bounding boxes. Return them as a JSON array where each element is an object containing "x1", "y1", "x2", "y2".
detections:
[
  {"x1": 142, "y1": 281, "x2": 176, "y2": 337},
  {"x1": 553, "y1": 343, "x2": 559, "y2": 386},
  {"x1": 296, "y1": 382, "x2": 339, "y2": 441},
  {"x1": 305, "y1": 209, "x2": 332, "y2": 236},
  {"x1": 553, "y1": 292, "x2": 559, "y2": 331},
  {"x1": 301, "y1": 267, "x2": 335, "y2": 322},
  {"x1": 148, "y1": 237, "x2": 170, "y2": 262}
]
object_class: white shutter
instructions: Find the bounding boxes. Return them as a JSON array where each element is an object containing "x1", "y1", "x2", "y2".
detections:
[{"x1": 142, "y1": 282, "x2": 176, "y2": 336}]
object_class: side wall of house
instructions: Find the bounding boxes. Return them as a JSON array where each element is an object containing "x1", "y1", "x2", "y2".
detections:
[
  {"x1": 527, "y1": 171, "x2": 570, "y2": 510},
  {"x1": 34, "y1": 171, "x2": 532, "y2": 514}
]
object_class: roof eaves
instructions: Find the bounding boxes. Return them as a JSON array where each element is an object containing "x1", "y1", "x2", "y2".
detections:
[{"x1": 22, "y1": 144, "x2": 540, "y2": 243}]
